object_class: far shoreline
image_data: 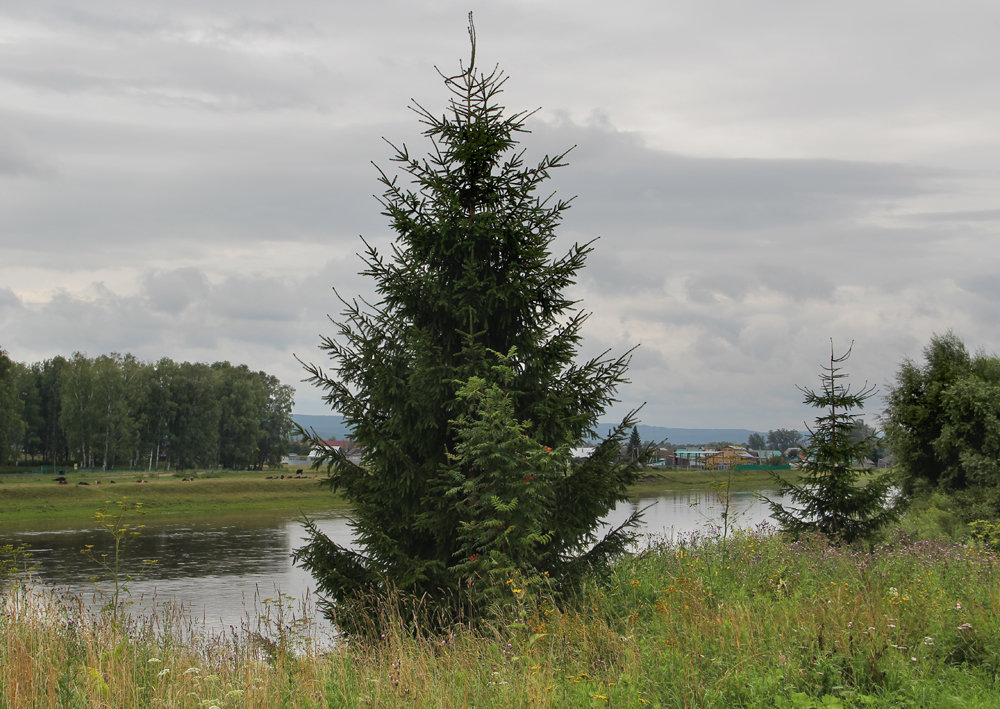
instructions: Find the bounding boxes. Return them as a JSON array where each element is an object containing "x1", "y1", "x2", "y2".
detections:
[{"x1": 0, "y1": 465, "x2": 799, "y2": 530}]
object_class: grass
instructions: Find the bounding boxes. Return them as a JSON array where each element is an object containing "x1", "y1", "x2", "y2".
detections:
[
  {"x1": 3, "y1": 523, "x2": 998, "y2": 707},
  {"x1": 0, "y1": 467, "x2": 789, "y2": 529},
  {"x1": 633, "y1": 466, "x2": 801, "y2": 493},
  {"x1": 0, "y1": 469, "x2": 350, "y2": 529}
]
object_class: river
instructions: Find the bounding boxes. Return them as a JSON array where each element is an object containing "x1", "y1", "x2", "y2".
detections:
[{"x1": 1, "y1": 487, "x2": 783, "y2": 634}]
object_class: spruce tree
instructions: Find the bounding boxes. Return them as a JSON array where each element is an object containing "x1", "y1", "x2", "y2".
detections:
[
  {"x1": 764, "y1": 342, "x2": 899, "y2": 544},
  {"x1": 627, "y1": 426, "x2": 642, "y2": 461},
  {"x1": 295, "y1": 17, "x2": 642, "y2": 632}
]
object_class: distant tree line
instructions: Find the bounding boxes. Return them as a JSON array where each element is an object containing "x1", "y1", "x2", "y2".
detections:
[{"x1": 0, "y1": 348, "x2": 295, "y2": 471}]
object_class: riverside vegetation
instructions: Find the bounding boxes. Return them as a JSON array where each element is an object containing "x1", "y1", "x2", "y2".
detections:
[{"x1": 2, "y1": 514, "x2": 1000, "y2": 707}]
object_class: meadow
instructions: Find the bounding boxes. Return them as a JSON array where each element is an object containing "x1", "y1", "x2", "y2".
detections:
[
  {"x1": 2, "y1": 521, "x2": 998, "y2": 707},
  {"x1": 0, "y1": 466, "x2": 793, "y2": 529},
  {"x1": 0, "y1": 469, "x2": 350, "y2": 529}
]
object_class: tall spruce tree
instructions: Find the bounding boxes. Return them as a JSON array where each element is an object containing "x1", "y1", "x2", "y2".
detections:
[
  {"x1": 295, "y1": 17, "x2": 642, "y2": 632},
  {"x1": 764, "y1": 342, "x2": 899, "y2": 544}
]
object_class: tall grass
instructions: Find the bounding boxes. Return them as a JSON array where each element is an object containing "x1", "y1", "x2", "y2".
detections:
[{"x1": 3, "y1": 524, "x2": 998, "y2": 707}]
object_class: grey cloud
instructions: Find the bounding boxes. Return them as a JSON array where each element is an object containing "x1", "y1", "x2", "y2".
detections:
[
  {"x1": 0, "y1": 287, "x2": 21, "y2": 310},
  {"x1": 532, "y1": 119, "x2": 946, "y2": 235},
  {"x1": 908, "y1": 209, "x2": 1000, "y2": 224},
  {"x1": 213, "y1": 276, "x2": 304, "y2": 323},
  {"x1": 0, "y1": 116, "x2": 393, "y2": 269},
  {"x1": 7, "y1": 269, "x2": 313, "y2": 364},
  {"x1": 0, "y1": 136, "x2": 54, "y2": 179},
  {"x1": 961, "y1": 276, "x2": 1000, "y2": 299},
  {"x1": 141, "y1": 268, "x2": 210, "y2": 314}
]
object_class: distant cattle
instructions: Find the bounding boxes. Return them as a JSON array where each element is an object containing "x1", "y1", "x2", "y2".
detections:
[{"x1": 54, "y1": 476, "x2": 67, "y2": 484}]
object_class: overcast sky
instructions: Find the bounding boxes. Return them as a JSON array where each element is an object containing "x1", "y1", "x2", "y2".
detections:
[{"x1": 2, "y1": 1, "x2": 999, "y2": 432}]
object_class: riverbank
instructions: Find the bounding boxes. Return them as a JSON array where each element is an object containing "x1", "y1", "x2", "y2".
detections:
[
  {"x1": 0, "y1": 469, "x2": 350, "y2": 529},
  {"x1": 0, "y1": 466, "x2": 798, "y2": 529},
  {"x1": 2, "y1": 526, "x2": 996, "y2": 707}
]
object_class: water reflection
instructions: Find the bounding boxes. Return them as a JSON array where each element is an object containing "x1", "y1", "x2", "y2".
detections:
[{"x1": 1, "y1": 488, "x2": 781, "y2": 629}]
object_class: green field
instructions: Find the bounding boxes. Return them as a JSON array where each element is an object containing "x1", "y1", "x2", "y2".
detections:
[
  {"x1": 0, "y1": 468, "x2": 350, "y2": 529},
  {"x1": 0, "y1": 466, "x2": 800, "y2": 529}
]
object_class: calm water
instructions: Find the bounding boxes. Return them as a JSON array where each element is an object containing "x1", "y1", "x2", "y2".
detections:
[{"x1": 1, "y1": 488, "x2": 781, "y2": 631}]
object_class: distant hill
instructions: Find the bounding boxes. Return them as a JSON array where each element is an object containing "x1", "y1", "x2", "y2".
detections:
[
  {"x1": 593, "y1": 424, "x2": 761, "y2": 447},
  {"x1": 292, "y1": 414, "x2": 353, "y2": 440},
  {"x1": 293, "y1": 414, "x2": 766, "y2": 447}
]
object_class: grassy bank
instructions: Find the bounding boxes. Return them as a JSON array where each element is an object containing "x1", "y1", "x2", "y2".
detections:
[
  {"x1": 633, "y1": 466, "x2": 799, "y2": 493},
  {"x1": 0, "y1": 469, "x2": 349, "y2": 529},
  {"x1": 3, "y1": 526, "x2": 997, "y2": 707},
  {"x1": 0, "y1": 467, "x2": 794, "y2": 529}
]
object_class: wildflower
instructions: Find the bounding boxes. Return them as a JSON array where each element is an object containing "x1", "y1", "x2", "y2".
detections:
[
  {"x1": 148, "y1": 658, "x2": 162, "y2": 664},
  {"x1": 923, "y1": 637, "x2": 934, "y2": 646},
  {"x1": 157, "y1": 668, "x2": 171, "y2": 678},
  {"x1": 955, "y1": 601, "x2": 963, "y2": 610},
  {"x1": 958, "y1": 623, "x2": 973, "y2": 632}
]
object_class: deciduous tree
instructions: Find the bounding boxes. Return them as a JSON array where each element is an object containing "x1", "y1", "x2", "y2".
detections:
[
  {"x1": 767, "y1": 428, "x2": 802, "y2": 452},
  {"x1": 883, "y1": 332, "x2": 1000, "y2": 518},
  {"x1": 0, "y1": 347, "x2": 26, "y2": 465}
]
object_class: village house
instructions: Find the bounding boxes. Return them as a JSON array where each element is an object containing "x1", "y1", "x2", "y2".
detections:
[{"x1": 702, "y1": 445, "x2": 758, "y2": 470}]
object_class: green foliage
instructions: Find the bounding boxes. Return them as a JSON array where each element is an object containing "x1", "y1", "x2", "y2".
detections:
[
  {"x1": 884, "y1": 332, "x2": 1000, "y2": 518},
  {"x1": 0, "y1": 346, "x2": 27, "y2": 465},
  {"x1": 0, "y1": 542, "x2": 35, "y2": 588},
  {"x1": 747, "y1": 432, "x2": 766, "y2": 450},
  {"x1": 765, "y1": 342, "x2": 899, "y2": 543},
  {"x1": 80, "y1": 497, "x2": 157, "y2": 617},
  {"x1": 969, "y1": 519, "x2": 1000, "y2": 551},
  {"x1": 897, "y1": 492, "x2": 967, "y2": 541},
  {"x1": 296, "y1": 19, "x2": 640, "y2": 634},
  {"x1": 767, "y1": 428, "x2": 803, "y2": 452},
  {"x1": 627, "y1": 426, "x2": 642, "y2": 461},
  {"x1": 3, "y1": 350, "x2": 294, "y2": 471}
]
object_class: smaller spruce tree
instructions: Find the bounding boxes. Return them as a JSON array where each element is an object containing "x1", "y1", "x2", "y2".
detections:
[
  {"x1": 764, "y1": 342, "x2": 899, "y2": 543},
  {"x1": 627, "y1": 426, "x2": 642, "y2": 461}
]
